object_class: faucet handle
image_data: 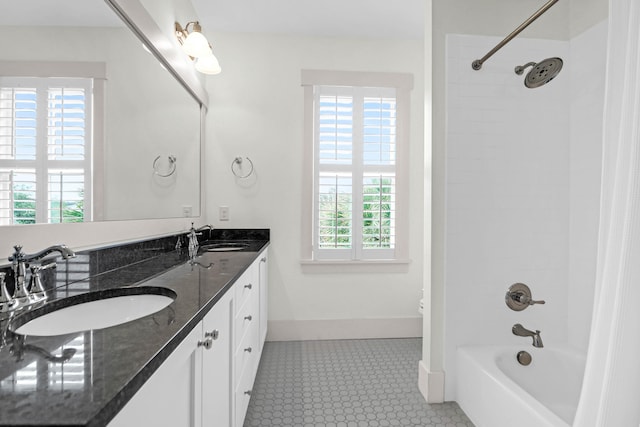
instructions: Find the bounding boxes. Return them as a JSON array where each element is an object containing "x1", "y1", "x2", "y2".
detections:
[
  {"x1": 9, "y1": 245, "x2": 24, "y2": 262},
  {"x1": 29, "y1": 262, "x2": 55, "y2": 302},
  {"x1": 506, "y1": 283, "x2": 545, "y2": 311}
]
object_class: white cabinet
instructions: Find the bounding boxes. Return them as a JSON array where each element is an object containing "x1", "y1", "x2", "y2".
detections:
[
  {"x1": 232, "y1": 253, "x2": 260, "y2": 427},
  {"x1": 108, "y1": 323, "x2": 204, "y2": 427},
  {"x1": 110, "y1": 291, "x2": 232, "y2": 427},
  {"x1": 202, "y1": 292, "x2": 232, "y2": 427},
  {"x1": 109, "y1": 248, "x2": 268, "y2": 427},
  {"x1": 258, "y1": 252, "x2": 268, "y2": 352},
  {"x1": 230, "y1": 247, "x2": 268, "y2": 427}
]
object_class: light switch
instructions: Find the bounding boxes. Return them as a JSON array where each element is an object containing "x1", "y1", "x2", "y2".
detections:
[{"x1": 219, "y1": 206, "x2": 229, "y2": 221}]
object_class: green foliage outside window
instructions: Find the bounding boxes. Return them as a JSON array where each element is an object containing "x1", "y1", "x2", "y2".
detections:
[
  {"x1": 12, "y1": 188, "x2": 84, "y2": 224},
  {"x1": 319, "y1": 178, "x2": 394, "y2": 249}
]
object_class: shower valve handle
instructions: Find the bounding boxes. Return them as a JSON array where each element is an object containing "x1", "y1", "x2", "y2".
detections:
[
  {"x1": 514, "y1": 293, "x2": 545, "y2": 306},
  {"x1": 505, "y1": 283, "x2": 545, "y2": 311}
]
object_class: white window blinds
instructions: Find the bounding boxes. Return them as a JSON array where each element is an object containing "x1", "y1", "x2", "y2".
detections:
[
  {"x1": 313, "y1": 86, "x2": 398, "y2": 260},
  {"x1": 0, "y1": 77, "x2": 92, "y2": 224}
]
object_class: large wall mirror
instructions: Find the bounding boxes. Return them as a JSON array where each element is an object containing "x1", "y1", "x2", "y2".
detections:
[{"x1": 0, "y1": 0, "x2": 202, "y2": 225}]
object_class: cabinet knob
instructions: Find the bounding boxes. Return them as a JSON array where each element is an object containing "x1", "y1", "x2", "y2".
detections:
[
  {"x1": 244, "y1": 283, "x2": 252, "y2": 289},
  {"x1": 244, "y1": 390, "x2": 252, "y2": 396},
  {"x1": 197, "y1": 338, "x2": 213, "y2": 350},
  {"x1": 205, "y1": 330, "x2": 219, "y2": 340},
  {"x1": 244, "y1": 315, "x2": 252, "y2": 321},
  {"x1": 244, "y1": 347, "x2": 252, "y2": 353},
  {"x1": 260, "y1": 257, "x2": 266, "y2": 263}
]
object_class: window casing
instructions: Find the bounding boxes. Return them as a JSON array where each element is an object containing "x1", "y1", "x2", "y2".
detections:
[
  {"x1": 301, "y1": 70, "x2": 413, "y2": 264},
  {"x1": 0, "y1": 76, "x2": 93, "y2": 224}
]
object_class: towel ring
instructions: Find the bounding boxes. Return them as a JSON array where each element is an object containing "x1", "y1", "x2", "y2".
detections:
[
  {"x1": 231, "y1": 156, "x2": 254, "y2": 178},
  {"x1": 153, "y1": 155, "x2": 177, "y2": 177}
]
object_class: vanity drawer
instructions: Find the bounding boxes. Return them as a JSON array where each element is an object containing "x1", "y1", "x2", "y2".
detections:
[
  {"x1": 234, "y1": 272, "x2": 255, "y2": 315},
  {"x1": 234, "y1": 289, "x2": 258, "y2": 347},
  {"x1": 234, "y1": 317, "x2": 258, "y2": 382},
  {"x1": 235, "y1": 357, "x2": 256, "y2": 427},
  {"x1": 234, "y1": 258, "x2": 259, "y2": 314}
]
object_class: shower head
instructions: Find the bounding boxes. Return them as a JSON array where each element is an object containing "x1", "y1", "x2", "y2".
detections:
[{"x1": 514, "y1": 57, "x2": 563, "y2": 88}]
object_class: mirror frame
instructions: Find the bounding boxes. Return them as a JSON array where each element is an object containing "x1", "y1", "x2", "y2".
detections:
[
  {"x1": 106, "y1": 0, "x2": 209, "y2": 107},
  {"x1": 0, "y1": 0, "x2": 209, "y2": 259}
]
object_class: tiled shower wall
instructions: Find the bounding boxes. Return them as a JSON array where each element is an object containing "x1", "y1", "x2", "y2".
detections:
[
  {"x1": 444, "y1": 24, "x2": 606, "y2": 400},
  {"x1": 568, "y1": 20, "x2": 607, "y2": 353}
]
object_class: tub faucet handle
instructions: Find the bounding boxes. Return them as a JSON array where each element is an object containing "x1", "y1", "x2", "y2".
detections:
[{"x1": 505, "y1": 283, "x2": 545, "y2": 311}]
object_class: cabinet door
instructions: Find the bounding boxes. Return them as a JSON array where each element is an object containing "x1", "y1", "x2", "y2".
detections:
[
  {"x1": 109, "y1": 324, "x2": 203, "y2": 427},
  {"x1": 201, "y1": 292, "x2": 232, "y2": 427}
]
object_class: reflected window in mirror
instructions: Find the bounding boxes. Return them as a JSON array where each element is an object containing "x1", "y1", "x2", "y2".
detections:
[{"x1": 0, "y1": 74, "x2": 99, "y2": 224}]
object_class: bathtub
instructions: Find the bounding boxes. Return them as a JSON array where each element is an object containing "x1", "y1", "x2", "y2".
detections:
[{"x1": 456, "y1": 345, "x2": 586, "y2": 427}]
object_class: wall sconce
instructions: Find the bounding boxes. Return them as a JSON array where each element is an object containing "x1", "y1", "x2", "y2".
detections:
[{"x1": 175, "y1": 21, "x2": 221, "y2": 75}]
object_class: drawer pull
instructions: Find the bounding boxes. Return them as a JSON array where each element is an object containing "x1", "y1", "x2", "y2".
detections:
[
  {"x1": 205, "y1": 330, "x2": 219, "y2": 340},
  {"x1": 244, "y1": 390, "x2": 252, "y2": 396},
  {"x1": 244, "y1": 315, "x2": 252, "y2": 321},
  {"x1": 244, "y1": 347, "x2": 252, "y2": 353},
  {"x1": 197, "y1": 338, "x2": 213, "y2": 350},
  {"x1": 244, "y1": 283, "x2": 252, "y2": 289}
]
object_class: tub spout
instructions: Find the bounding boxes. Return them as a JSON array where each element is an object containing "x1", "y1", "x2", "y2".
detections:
[{"x1": 512, "y1": 323, "x2": 544, "y2": 348}]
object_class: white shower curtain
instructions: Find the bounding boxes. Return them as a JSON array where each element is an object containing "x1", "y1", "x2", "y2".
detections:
[{"x1": 573, "y1": 0, "x2": 640, "y2": 426}]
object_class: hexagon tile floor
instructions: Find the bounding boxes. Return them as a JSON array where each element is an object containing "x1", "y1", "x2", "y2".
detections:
[{"x1": 244, "y1": 338, "x2": 475, "y2": 427}]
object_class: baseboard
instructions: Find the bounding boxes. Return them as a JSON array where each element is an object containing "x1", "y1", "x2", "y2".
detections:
[
  {"x1": 266, "y1": 317, "x2": 422, "y2": 341},
  {"x1": 418, "y1": 360, "x2": 445, "y2": 403}
]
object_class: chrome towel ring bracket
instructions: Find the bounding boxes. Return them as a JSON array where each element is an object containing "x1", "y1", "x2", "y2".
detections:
[
  {"x1": 153, "y1": 155, "x2": 177, "y2": 177},
  {"x1": 231, "y1": 156, "x2": 254, "y2": 178}
]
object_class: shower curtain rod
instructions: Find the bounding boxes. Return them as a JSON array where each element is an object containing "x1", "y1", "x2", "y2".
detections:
[{"x1": 471, "y1": 0, "x2": 559, "y2": 70}]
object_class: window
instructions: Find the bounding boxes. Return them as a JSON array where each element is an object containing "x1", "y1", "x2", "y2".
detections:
[
  {"x1": 0, "y1": 76, "x2": 93, "y2": 224},
  {"x1": 301, "y1": 70, "x2": 413, "y2": 265}
]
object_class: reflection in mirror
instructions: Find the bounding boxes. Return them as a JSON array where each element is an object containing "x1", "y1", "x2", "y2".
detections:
[{"x1": 0, "y1": 0, "x2": 201, "y2": 225}]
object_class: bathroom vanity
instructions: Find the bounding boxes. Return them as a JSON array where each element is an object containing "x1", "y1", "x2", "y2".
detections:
[{"x1": 0, "y1": 230, "x2": 269, "y2": 427}]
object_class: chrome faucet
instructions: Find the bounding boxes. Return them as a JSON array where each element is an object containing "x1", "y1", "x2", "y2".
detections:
[
  {"x1": 7, "y1": 244, "x2": 75, "y2": 309},
  {"x1": 195, "y1": 224, "x2": 213, "y2": 234},
  {"x1": 512, "y1": 323, "x2": 544, "y2": 348},
  {"x1": 187, "y1": 223, "x2": 214, "y2": 251},
  {"x1": 8, "y1": 331, "x2": 76, "y2": 363}
]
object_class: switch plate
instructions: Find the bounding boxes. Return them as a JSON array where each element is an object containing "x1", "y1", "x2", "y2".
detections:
[
  {"x1": 219, "y1": 206, "x2": 229, "y2": 221},
  {"x1": 182, "y1": 205, "x2": 192, "y2": 217}
]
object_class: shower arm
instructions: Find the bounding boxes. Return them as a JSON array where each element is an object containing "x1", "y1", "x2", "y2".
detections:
[
  {"x1": 515, "y1": 62, "x2": 537, "y2": 75},
  {"x1": 471, "y1": 0, "x2": 559, "y2": 71}
]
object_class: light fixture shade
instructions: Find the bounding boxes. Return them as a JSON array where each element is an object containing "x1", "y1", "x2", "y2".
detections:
[
  {"x1": 195, "y1": 52, "x2": 222, "y2": 75},
  {"x1": 182, "y1": 31, "x2": 211, "y2": 58}
]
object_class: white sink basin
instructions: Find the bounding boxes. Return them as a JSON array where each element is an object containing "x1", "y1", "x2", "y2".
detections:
[
  {"x1": 203, "y1": 242, "x2": 249, "y2": 252},
  {"x1": 12, "y1": 287, "x2": 176, "y2": 336}
]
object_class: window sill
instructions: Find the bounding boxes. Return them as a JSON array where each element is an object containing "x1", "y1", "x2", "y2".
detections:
[{"x1": 300, "y1": 259, "x2": 411, "y2": 274}]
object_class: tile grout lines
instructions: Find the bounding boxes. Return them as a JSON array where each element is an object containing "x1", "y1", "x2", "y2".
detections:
[{"x1": 244, "y1": 338, "x2": 474, "y2": 427}]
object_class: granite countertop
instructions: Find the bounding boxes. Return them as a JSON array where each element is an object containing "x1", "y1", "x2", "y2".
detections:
[{"x1": 0, "y1": 232, "x2": 269, "y2": 426}]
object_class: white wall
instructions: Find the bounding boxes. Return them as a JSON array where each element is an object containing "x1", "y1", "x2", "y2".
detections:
[
  {"x1": 444, "y1": 34, "x2": 571, "y2": 400},
  {"x1": 431, "y1": 0, "x2": 608, "y2": 402},
  {"x1": 569, "y1": 0, "x2": 609, "y2": 37},
  {"x1": 428, "y1": 0, "x2": 572, "y2": 393},
  {"x1": 442, "y1": 21, "x2": 608, "y2": 399},
  {"x1": 204, "y1": 33, "x2": 425, "y2": 340},
  {"x1": 568, "y1": 20, "x2": 607, "y2": 352}
]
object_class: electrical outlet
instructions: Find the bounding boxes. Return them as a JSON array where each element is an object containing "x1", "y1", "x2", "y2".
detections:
[
  {"x1": 182, "y1": 205, "x2": 192, "y2": 217},
  {"x1": 219, "y1": 206, "x2": 229, "y2": 221}
]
